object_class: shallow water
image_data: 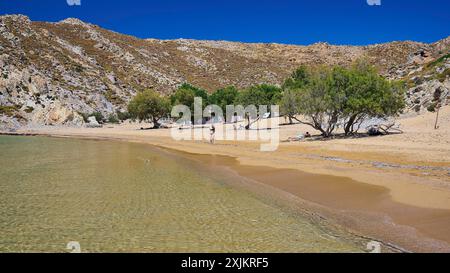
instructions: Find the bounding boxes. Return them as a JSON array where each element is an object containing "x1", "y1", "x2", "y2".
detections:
[{"x1": 0, "y1": 136, "x2": 363, "y2": 252}]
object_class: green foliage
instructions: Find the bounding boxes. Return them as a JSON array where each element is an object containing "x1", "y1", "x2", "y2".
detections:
[
  {"x1": 282, "y1": 66, "x2": 310, "y2": 90},
  {"x1": 24, "y1": 106, "x2": 34, "y2": 113},
  {"x1": 105, "y1": 89, "x2": 125, "y2": 105},
  {"x1": 426, "y1": 53, "x2": 450, "y2": 68},
  {"x1": 344, "y1": 60, "x2": 405, "y2": 118},
  {"x1": 282, "y1": 61, "x2": 405, "y2": 137},
  {"x1": 116, "y1": 110, "x2": 131, "y2": 121},
  {"x1": 0, "y1": 105, "x2": 20, "y2": 117},
  {"x1": 171, "y1": 84, "x2": 209, "y2": 110},
  {"x1": 208, "y1": 86, "x2": 239, "y2": 112},
  {"x1": 280, "y1": 88, "x2": 301, "y2": 124},
  {"x1": 295, "y1": 66, "x2": 345, "y2": 136},
  {"x1": 171, "y1": 83, "x2": 208, "y2": 105},
  {"x1": 128, "y1": 89, "x2": 170, "y2": 128},
  {"x1": 20, "y1": 84, "x2": 29, "y2": 93},
  {"x1": 91, "y1": 112, "x2": 105, "y2": 123},
  {"x1": 78, "y1": 112, "x2": 88, "y2": 122},
  {"x1": 281, "y1": 66, "x2": 314, "y2": 124},
  {"x1": 427, "y1": 103, "x2": 437, "y2": 112},
  {"x1": 436, "y1": 68, "x2": 450, "y2": 83},
  {"x1": 73, "y1": 63, "x2": 84, "y2": 73},
  {"x1": 107, "y1": 114, "x2": 120, "y2": 124},
  {"x1": 171, "y1": 84, "x2": 195, "y2": 110},
  {"x1": 170, "y1": 84, "x2": 209, "y2": 121},
  {"x1": 78, "y1": 111, "x2": 106, "y2": 124},
  {"x1": 236, "y1": 84, "x2": 282, "y2": 108}
]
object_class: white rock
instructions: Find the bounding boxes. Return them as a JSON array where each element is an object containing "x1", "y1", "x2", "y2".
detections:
[{"x1": 86, "y1": 116, "x2": 102, "y2": 128}]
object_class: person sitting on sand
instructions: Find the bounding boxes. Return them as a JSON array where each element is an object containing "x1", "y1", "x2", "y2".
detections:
[
  {"x1": 305, "y1": 132, "x2": 312, "y2": 138},
  {"x1": 287, "y1": 133, "x2": 305, "y2": 142}
]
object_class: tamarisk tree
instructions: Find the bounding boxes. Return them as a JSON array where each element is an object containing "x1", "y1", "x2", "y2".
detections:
[
  {"x1": 281, "y1": 60, "x2": 405, "y2": 137},
  {"x1": 128, "y1": 89, "x2": 171, "y2": 128}
]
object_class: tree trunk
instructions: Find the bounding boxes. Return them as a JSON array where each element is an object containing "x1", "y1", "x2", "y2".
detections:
[
  {"x1": 153, "y1": 118, "x2": 161, "y2": 129},
  {"x1": 344, "y1": 114, "x2": 358, "y2": 136},
  {"x1": 435, "y1": 106, "x2": 440, "y2": 130},
  {"x1": 316, "y1": 126, "x2": 327, "y2": 137},
  {"x1": 288, "y1": 115, "x2": 293, "y2": 124}
]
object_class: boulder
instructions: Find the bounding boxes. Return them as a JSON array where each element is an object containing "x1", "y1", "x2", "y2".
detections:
[
  {"x1": 73, "y1": 113, "x2": 85, "y2": 126},
  {"x1": 86, "y1": 116, "x2": 102, "y2": 128}
]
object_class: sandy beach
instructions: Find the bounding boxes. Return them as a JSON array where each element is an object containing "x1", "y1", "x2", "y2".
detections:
[{"x1": 5, "y1": 106, "x2": 450, "y2": 253}]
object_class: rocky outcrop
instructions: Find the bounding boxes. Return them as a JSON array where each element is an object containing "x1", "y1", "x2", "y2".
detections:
[{"x1": 407, "y1": 80, "x2": 450, "y2": 113}]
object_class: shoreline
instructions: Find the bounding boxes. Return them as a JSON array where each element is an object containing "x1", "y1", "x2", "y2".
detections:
[
  {"x1": 3, "y1": 130, "x2": 449, "y2": 252},
  {"x1": 2, "y1": 107, "x2": 450, "y2": 252}
]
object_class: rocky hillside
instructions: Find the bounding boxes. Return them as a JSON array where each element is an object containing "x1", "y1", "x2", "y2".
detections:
[{"x1": 0, "y1": 15, "x2": 449, "y2": 130}]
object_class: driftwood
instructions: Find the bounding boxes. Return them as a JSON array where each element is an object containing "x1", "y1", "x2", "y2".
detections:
[
  {"x1": 367, "y1": 122, "x2": 403, "y2": 136},
  {"x1": 245, "y1": 117, "x2": 260, "y2": 130}
]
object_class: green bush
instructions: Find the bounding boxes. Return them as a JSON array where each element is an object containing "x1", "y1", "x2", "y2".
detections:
[
  {"x1": 90, "y1": 112, "x2": 105, "y2": 123},
  {"x1": 0, "y1": 105, "x2": 20, "y2": 116},
  {"x1": 24, "y1": 106, "x2": 34, "y2": 113},
  {"x1": 427, "y1": 103, "x2": 437, "y2": 112},
  {"x1": 105, "y1": 90, "x2": 125, "y2": 105},
  {"x1": 116, "y1": 110, "x2": 131, "y2": 121},
  {"x1": 107, "y1": 114, "x2": 120, "y2": 124},
  {"x1": 437, "y1": 68, "x2": 450, "y2": 83},
  {"x1": 73, "y1": 64, "x2": 84, "y2": 73},
  {"x1": 426, "y1": 53, "x2": 450, "y2": 68},
  {"x1": 78, "y1": 111, "x2": 105, "y2": 124}
]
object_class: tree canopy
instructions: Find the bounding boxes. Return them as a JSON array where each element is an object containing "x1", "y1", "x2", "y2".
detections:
[
  {"x1": 207, "y1": 86, "x2": 239, "y2": 113},
  {"x1": 126, "y1": 61, "x2": 405, "y2": 136},
  {"x1": 282, "y1": 65, "x2": 310, "y2": 90},
  {"x1": 127, "y1": 89, "x2": 170, "y2": 128},
  {"x1": 236, "y1": 84, "x2": 282, "y2": 108},
  {"x1": 170, "y1": 83, "x2": 208, "y2": 108},
  {"x1": 281, "y1": 61, "x2": 405, "y2": 137}
]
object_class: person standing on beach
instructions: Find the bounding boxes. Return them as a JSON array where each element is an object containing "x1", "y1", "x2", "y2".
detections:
[{"x1": 210, "y1": 124, "x2": 216, "y2": 144}]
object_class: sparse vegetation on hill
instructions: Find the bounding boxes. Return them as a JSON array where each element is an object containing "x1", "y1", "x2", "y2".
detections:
[{"x1": 0, "y1": 105, "x2": 20, "y2": 117}]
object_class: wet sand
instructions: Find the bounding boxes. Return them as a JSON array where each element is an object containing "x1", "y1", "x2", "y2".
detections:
[{"x1": 167, "y1": 149, "x2": 450, "y2": 253}]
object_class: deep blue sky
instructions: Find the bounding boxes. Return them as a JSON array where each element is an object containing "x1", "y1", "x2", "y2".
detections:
[{"x1": 0, "y1": 0, "x2": 449, "y2": 45}]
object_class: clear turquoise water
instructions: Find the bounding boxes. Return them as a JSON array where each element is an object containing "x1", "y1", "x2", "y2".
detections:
[{"x1": 0, "y1": 136, "x2": 363, "y2": 253}]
